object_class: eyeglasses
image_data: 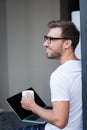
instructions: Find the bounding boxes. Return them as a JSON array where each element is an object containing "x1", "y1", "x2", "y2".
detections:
[{"x1": 44, "y1": 35, "x2": 69, "y2": 42}]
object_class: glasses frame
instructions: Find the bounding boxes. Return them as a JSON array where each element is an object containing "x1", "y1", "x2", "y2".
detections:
[{"x1": 44, "y1": 35, "x2": 69, "y2": 42}]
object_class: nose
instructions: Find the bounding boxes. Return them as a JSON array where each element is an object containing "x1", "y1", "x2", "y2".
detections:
[{"x1": 43, "y1": 40, "x2": 49, "y2": 47}]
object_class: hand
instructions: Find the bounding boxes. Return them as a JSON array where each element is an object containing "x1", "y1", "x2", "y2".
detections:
[{"x1": 21, "y1": 92, "x2": 35, "y2": 111}]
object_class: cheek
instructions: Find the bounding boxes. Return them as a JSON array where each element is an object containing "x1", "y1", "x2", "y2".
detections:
[
  {"x1": 54, "y1": 44, "x2": 64, "y2": 52},
  {"x1": 52, "y1": 44, "x2": 60, "y2": 50},
  {"x1": 50, "y1": 43, "x2": 58, "y2": 49}
]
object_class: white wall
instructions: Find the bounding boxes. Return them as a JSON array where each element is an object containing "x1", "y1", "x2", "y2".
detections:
[
  {"x1": 71, "y1": 11, "x2": 81, "y2": 59},
  {"x1": 0, "y1": 0, "x2": 60, "y2": 111}
]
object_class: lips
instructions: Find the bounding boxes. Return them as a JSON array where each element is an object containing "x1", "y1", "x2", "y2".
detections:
[
  {"x1": 46, "y1": 49, "x2": 50, "y2": 54},
  {"x1": 46, "y1": 48, "x2": 51, "y2": 53},
  {"x1": 46, "y1": 48, "x2": 52, "y2": 57}
]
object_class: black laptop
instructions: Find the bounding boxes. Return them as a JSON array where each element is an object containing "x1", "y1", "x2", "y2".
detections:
[{"x1": 7, "y1": 87, "x2": 50, "y2": 124}]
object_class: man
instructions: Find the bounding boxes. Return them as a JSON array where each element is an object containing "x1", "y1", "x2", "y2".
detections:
[{"x1": 21, "y1": 20, "x2": 83, "y2": 130}]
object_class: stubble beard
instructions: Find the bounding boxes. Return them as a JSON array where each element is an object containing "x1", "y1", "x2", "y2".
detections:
[{"x1": 46, "y1": 51, "x2": 61, "y2": 59}]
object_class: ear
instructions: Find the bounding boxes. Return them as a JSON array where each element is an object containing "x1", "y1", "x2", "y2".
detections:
[{"x1": 63, "y1": 39, "x2": 72, "y2": 49}]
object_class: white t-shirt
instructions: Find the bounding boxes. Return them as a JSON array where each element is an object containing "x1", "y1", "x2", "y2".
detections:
[{"x1": 45, "y1": 60, "x2": 83, "y2": 130}]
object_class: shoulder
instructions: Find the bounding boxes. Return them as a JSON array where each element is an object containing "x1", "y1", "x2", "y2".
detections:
[{"x1": 50, "y1": 60, "x2": 82, "y2": 82}]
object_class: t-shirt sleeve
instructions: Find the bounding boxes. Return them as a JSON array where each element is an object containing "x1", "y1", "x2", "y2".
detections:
[{"x1": 50, "y1": 71, "x2": 70, "y2": 102}]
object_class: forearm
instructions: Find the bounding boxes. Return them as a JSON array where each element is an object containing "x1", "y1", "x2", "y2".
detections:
[
  {"x1": 30, "y1": 101, "x2": 69, "y2": 129},
  {"x1": 21, "y1": 95, "x2": 55, "y2": 123},
  {"x1": 31, "y1": 103, "x2": 54, "y2": 123},
  {"x1": 21, "y1": 94, "x2": 69, "y2": 129}
]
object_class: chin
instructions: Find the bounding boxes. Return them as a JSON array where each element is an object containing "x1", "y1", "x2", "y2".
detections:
[{"x1": 47, "y1": 56, "x2": 56, "y2": 59}]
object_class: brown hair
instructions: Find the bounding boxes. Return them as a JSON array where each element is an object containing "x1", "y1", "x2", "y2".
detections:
[{"x1": 48, "y1": 20, "x2": 80, "y2": 51}]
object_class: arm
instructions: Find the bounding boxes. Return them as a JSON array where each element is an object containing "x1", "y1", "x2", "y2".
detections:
[{"x1": 21, "y1": 93, "x2": 69, "y2": 129}]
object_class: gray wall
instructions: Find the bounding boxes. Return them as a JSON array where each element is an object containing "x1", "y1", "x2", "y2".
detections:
[
  {"x1": 0, "y1": 0, "x2": 60, "y2": 111},
  {"x1": 0, "y1": 0, "x2": 9, "y2": 111}
]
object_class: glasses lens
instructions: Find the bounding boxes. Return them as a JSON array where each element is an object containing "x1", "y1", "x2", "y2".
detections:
[{"x1": 44, "y1": 36, "x2": 48, "y2": 41}]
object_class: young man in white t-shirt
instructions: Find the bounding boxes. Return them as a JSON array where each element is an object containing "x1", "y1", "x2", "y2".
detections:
[{"x1": 20, "y1": 20, "x2": 83, "y2": 130}]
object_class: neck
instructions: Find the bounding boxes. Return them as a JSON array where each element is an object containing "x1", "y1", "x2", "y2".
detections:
[{"x1": 58, "y1": 50, "x2": 78, "y2": 64}]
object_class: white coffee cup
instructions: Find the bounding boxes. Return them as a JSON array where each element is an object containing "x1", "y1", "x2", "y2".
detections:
[{"x1": 22, "y1": 90, "x2": 34, "y2": 98}]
